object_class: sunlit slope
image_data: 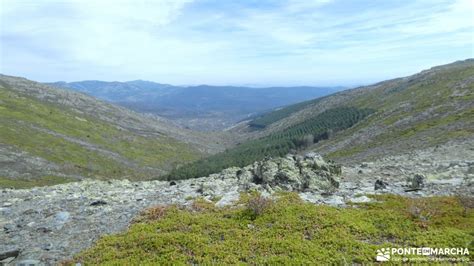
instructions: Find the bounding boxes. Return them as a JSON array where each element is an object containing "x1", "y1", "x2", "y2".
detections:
[
  {"x1": 0, "y1": 75, "x2": 218, "y2": 187},
  {"x1": 239, "y1": 59, "x2": 474, "y2": 162}
]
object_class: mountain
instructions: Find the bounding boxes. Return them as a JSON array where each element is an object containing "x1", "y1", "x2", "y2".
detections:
[
  {"x1": 0, "y1": 75, "x2": 228, "y2": 188},
  {"x1": 240, "y1": 59, "x2": 474, "y2": 160},
  {"x1": 169, "y1": 59, "x2": 474, "y2": 179},
  {"x1": 47, "y1": 81, "x2": 344, "y2": 131}
]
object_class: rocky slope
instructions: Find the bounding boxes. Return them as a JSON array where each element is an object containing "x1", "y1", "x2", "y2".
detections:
[
  {"x1": 0, "y1": 75, "x2": 231, "y2": 187},
  {"x1": 1, "y1": 139, "x2": 472, "y2": 264},
  {"x1": 234, "y1": 59, "x2": 474, "y2": 163}
]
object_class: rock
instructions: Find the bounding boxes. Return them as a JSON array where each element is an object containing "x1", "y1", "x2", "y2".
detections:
[
  {"x1": 323, "y1": 196, "x2": 345, "y2": 206},
  {"x1": 0, "y1": 249, "x2": 20, "y2": 260},
  {"x1": 169, "y1": 181, "x2": 176, "y2": 186},
  {"x1": 3, "y1": 202, "x2": 12, "y2": 207},
  {"x1": 407, "y1": 174, "x2": 426, "y2": 189},
  {"x1": 246, "y1": 154, "x2": 341, "y2": 193},
  {"x1": 90, "y1": 200, "x2": 107, "y2": 206},
  {"x1": 0, "y1": 257, "x2": 15, "y2": 265},
  {"x1": 54, "y1": 211, "x2": 70, "y2": 228},
  {"x1": 349, "y1": 195, "x2": 372, "y2": 203},
  {"x1": 16, "y1": 259, "x2": 41, "y2": 266},
  {"x1": 0, "y1": 207, "x2": 11, "y2": 215},
  {"x1": 304, "y1": 152, "x2": 317, "y2": 158},
  {"x1": 3, "y1": 223, "x2": 15, "y2": 233},
  {"x1": 374, "y1": 179, "x2": 388, "y2": 190},
  {"x1": 236, "y1": 169, "x2": 253, "y2": 183},
  {"x1": 215, "y1": 191, "x2": 240, "y2": 207},
  {"x1": 41, "y1": 243, "x2": 53, "y2": 251},
  {"x1": 254, "y1": 159, "x2": 279, "y2": 184},
  {"x1": 298, "y1": 192, "x2": 322, "y2": 204}
]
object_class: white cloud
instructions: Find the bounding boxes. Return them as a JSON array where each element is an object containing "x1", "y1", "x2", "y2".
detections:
[{"x1": 0, "y1": 0, "x2": 472, "y2": 85}]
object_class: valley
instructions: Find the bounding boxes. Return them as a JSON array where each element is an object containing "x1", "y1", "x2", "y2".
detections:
[
  {"x1": 2, "y1": 0, "x2": 472, "y2": 264},
  {"x1": 48, "y1": 81, "x2": 343, "y2": 131},
  {"x1": 0, "y1": 60, "x2": 473, "y2": 264}
]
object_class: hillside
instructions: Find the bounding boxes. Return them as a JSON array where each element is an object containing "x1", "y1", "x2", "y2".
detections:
[
  {"x1": 169, "y1": 60, "x2": 474, "y2": 179},
  {"x1": 2, "y1": 139, "x2": 473, "y2": 264},
  {"x1": 48, "y1": 81, "x2": 343, "y2": 131},
  {"x1": 236, "y1": 59, "x2": 474, "y2": 162},
  {"x1": 0, "y1": 75, "x2": 228, "y2": 188}
]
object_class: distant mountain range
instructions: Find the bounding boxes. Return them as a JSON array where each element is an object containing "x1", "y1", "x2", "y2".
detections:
[{"x1": 47, "y1": 80, "x2": 344, "y2": 131}]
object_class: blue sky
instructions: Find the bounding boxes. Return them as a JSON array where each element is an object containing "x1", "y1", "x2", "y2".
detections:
[{"x1": 0, "y1": 0, "x2": 472, "y2": 86}]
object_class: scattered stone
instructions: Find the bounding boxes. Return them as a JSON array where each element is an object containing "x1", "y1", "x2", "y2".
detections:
[
  {"x1": 3, "y1": 223, "x2": 15, "y2": 233},
  {"x1": 0, "y1": 249, "x2": 20, "y2": 260},
  {"x1": 90, "y1": 200, "x2": 107, "y2": 206},
  {"x1": 215, "y1": 191, "x2": 240, "y2": 207},
  {"x1": 349, "y1": 195, "x2": 372, "y2": 203},
  {"x1": 16, "y1": 259, "x2": 41, "y2": 266},
  {"x1": 407, "y1": 174, "x2": 425, "y2": 190},
  {"x1": 0, "y1": 256, "x2": 16, "y2": 265},
  {"x1": 374, "y1": 180, "x2": 388, "y2": 190},
  {"x1": 41, "y1": 243, "x2": 53, "y2": 251},
  {"x1": 323, "y1": 196, "x2": 345, "y2": 206},
  {"x1": 53, "y1": 211, "x2": 70, "y2": 229}
]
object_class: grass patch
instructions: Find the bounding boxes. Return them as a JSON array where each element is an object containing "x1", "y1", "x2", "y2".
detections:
[
  {"x1": 0, "y1": 176, "x2": 76, "y2": 189},
  {"x1": 73, "y1": 193, "x2": 473, "y2": 264}
]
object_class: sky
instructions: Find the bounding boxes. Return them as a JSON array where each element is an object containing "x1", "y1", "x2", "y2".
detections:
[{"x1": 0, "y1": 0, "x2": 473, "y2": 86}]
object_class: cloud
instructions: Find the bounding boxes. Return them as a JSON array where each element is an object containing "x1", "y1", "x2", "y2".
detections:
[{"x1": 0, "y1": 0, "x2": 472, "y2": 85}]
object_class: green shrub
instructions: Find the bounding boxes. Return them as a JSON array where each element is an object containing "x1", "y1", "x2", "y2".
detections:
[{"x1": 73, "y1": 194, "x2": 473, "y2": 264}]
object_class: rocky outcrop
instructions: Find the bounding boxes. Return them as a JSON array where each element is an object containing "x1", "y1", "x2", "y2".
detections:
[{"x1": 206, "y1": 153, "x2": 342, "y2": 193}]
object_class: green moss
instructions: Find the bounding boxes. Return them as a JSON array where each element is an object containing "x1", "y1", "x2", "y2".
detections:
[
  {"x1": 74, "y1": 194, "x2": 473, "y2": 264},
  {"x1": 0, "y1": 176, "x2": 76, "y2": 189}
]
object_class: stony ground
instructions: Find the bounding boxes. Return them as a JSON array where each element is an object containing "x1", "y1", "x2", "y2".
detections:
[{"x1": 0, "y1": 140, "x2": 472, "y2": 265}]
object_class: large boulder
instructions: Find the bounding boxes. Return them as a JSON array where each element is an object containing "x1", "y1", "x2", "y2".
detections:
[
  {"x1": 407, "y1": 174, "x2": 426, "y2": 190},
  {"x1": 231, "y1": 153, "x2": 342, "y2": 193}
]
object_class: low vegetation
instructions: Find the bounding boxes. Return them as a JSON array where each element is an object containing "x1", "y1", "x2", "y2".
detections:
[
  {"x1": 0, "y1": 176, "x2": 76, "y2": 189},
  {"x1": 167, "y1": 107, "x2": 373, "y2": 180},
  {"x1": 73, "y1": 193, "x2": 474, "y2": 264}
]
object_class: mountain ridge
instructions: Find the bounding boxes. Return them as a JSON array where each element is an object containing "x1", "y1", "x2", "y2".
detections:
[
  {"x1": 47, "y1": 80, "x2": 344, "y2": 131},
  {"x1": 236, "y1": 59, "x2": 474, "y2": 163}
]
